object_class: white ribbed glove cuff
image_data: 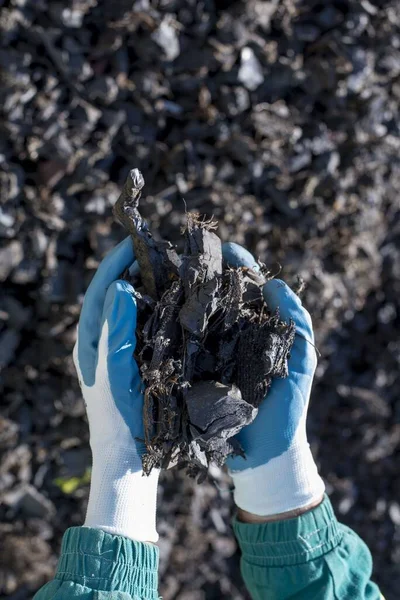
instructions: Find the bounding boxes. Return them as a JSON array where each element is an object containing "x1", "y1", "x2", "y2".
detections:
[
  {"x1": 85, "y1": 444, "x2": 159, "y2": 543},
  {"x1": 230, "y1": 442, "x2": 325, "y2": 517}
]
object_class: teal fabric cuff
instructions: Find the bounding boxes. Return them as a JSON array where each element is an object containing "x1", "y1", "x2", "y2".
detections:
[
  {"x1": 233, "y1": 495, "x2": 343, "y2": 567},
  {"x1": 56, "y1": 526, "x2": 159, "y2": 598}
]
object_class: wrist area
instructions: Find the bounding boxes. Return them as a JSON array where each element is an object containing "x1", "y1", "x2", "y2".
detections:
[
  {"x1": 237, "y1": 494, "x2": 324, "y2": 523},
  {"x1": 230, "y1": 442, "x2": 325, "y2": 517},
  {"x1": 85, "y1": 444, "x2": 159, "y2": 543},
  {"x1": 233, "y1": 495, "x2": 342, "y2": 567}
]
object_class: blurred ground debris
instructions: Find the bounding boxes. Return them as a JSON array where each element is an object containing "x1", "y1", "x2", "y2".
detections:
[{"x1": 0, "y1": 0, "x2": 399, "y2": 598}]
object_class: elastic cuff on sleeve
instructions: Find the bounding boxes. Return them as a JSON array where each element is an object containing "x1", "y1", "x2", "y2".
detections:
[
  {"x1": 233, "y1": 495, "x2": 342, "y2": 567},
  {"x1": 56, "y1": 526, "x2": 159, "y2": 598}
]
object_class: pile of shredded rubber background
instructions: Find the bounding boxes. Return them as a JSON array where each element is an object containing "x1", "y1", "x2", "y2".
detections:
[
  {"x1": 114, "y1": 169, "x2": 295, "y2": 479},
  {"x1": 1, "y1": 1, "x2": 399, "y2": 598}
]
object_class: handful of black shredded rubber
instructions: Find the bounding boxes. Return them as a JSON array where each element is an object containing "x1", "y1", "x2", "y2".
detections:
[{"x1": 114, "y1": 169, "x2": 295, "y2": 481}]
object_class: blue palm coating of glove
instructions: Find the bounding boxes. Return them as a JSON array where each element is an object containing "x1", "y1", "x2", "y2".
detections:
[
  {"x1": 222, "y1": 242, "x2": 316, "y2": 470},
  {"x1": 76, "y1": 237, "x2": 145, "y2": 454},
  {"x1": 78, "y1": 237, "x2": 134, "y2": 385}
]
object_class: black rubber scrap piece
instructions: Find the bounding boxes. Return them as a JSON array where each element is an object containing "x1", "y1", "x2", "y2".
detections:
[{"x1": 113, "y1": 168, "x2": 295, "y2": 480}]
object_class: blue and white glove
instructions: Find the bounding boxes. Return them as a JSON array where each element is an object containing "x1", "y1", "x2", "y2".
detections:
[
  {"x1": 73, "y1": 237, "x2": 159, "y2": 543},
  {"x1": 223, "y1": 243, "x2": 325, "y2": 517}
]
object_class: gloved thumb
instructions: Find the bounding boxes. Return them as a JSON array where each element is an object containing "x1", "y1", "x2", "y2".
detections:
[
  {"x1": 262, "y1": 279, "x2": 301, "y2": 320},
  {"x1": 222, "y1": 242, "x2": 260, "y2": 272},
  {"x1": 99, "y1": 280, "x2": 142, "y2": 400}
]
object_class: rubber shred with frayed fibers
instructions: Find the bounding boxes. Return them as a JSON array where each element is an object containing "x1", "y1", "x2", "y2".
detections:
[{"x1": 114, "y1": 169, "x2": 295, "y2": 480}]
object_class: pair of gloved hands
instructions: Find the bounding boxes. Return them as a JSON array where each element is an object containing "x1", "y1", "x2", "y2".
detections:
[{"x1": 73, "y1": 237, "x2": 324, "y2": 543}]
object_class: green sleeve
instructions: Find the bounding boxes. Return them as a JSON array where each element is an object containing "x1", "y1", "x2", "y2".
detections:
[
  {"x1": 33, "y1": 526, "x2": 160, "y2": 600},
  {"x1": 233, "y1": 495, "x2": 385, "y2": 600}
]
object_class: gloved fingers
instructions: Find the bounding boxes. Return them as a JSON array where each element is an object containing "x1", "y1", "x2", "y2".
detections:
[
  {"x1": 263, "y1": 279, "x2": 314, "y2": 342},
  {"x1": 222, "y1": 243, "x2": 315, "y2": 368},
  {"x1": 221, "y1": 243, "x2": 307, "y2": 332},
  {"x1": 77, "y1": 237, "x2": 135, "y2": 385},
  {"x1": 263, "y1": 279, "x2": 316, "y2": 374},
  {"x1": 222, "y1": 242, "x2": 260, "y2": 272}
]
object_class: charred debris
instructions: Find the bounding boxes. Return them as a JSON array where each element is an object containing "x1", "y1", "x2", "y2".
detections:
[{"x1": 114, "y1": 169, "x2": 295, "y2": 480}]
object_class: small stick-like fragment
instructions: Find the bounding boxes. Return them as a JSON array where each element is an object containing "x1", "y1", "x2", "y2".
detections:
[
  {"x1": 113, "y1": 169, "x2": 158, "y2": 297},
  {"x1": 113, "y1": 169, "x2": 180, "y2": 299},
  {"x1": 114, "y1": 168, "x2": 145, "y2": 229}
]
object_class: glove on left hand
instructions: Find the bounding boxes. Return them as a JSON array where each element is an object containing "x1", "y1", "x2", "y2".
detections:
[
  {"x1": 73, "y1": 237, "x2": 159, "y2": 543},
  {"x1": 223, "y1": 242, "x2": 324, "y2": 517}
]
